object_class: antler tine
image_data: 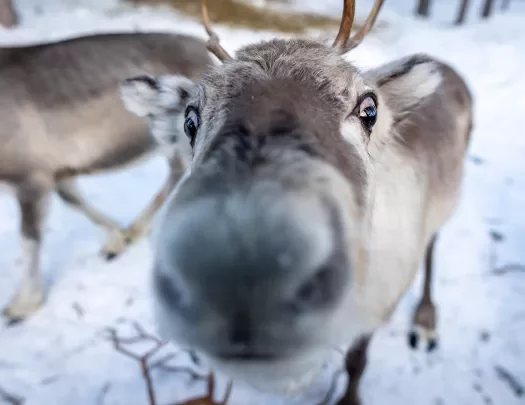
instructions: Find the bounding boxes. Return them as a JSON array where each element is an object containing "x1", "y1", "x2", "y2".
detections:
[
  {"x1": 343, "y1": 0, "x2": 385, "y2": 52},
  {"x1": 332, "y1": 0, "x2": 356, "y2": 50},
  {"x1": 201, "y1": 0, "x2": 233, "y2": 62}
]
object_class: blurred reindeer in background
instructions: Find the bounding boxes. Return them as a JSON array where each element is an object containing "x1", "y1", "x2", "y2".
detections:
[{"x1": 0, "y1": 32, "x2": 214, "y2": 324}]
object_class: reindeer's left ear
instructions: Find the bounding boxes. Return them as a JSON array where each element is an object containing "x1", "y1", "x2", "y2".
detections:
[{"x1": 119, "y1": 73, "x2": 197, "y2": 118}]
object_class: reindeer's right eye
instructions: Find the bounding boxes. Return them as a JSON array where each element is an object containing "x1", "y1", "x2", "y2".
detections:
[
  {"x1": 184, "y1": 107, "x2": 200, "y2": 146},
  {"x1": 357, "y1": 93, "x2": 378, "y2": 133}
]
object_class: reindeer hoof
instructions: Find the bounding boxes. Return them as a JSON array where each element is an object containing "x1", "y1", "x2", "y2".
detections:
[
  {"x1": 2, "y1": 283, "x2": 45, "y2": 325},
  {"x1": 427, "y1": 337, "x2": 438, "y2": 352},
  {"x1": 100, "y1": 248, "x2": 122, "y2": 261},
  {"x1": 100, "y1": 229, "x2": 128, "y2": 260},
  {"x1": 104, "y1": 252, "x2": 118, "y2": 261},
  {"x1": 408, "y1": 325, "x2": 438, "y2": 352},
  {"x1": 409, "y1": 299, "x2": 438, "y2": 352},
  {"x1": 123, "y1": 224, "x2": 152, "y2": 246},
  {"x1": 3, "y1": 313, "x2": 24, "y2": 327},
  {"x1": 336, "y1": 391, "x2": 362, "y2": 405},
  {"x1": 408, "y1": 330, "x2": 419, "y2": 349}
]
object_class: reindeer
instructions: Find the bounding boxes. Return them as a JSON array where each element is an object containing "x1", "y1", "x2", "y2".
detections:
[
  {"x1": 0, "y1": 32, "x2": 214, "y2": 324},
  {"x1": 120, "y1": 0, "x2": 473, "y2": 403}
]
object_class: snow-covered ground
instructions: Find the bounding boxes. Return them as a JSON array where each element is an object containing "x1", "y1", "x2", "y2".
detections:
[{"x1": 1, "y1": 1, "x2": 525, "y2": 404}]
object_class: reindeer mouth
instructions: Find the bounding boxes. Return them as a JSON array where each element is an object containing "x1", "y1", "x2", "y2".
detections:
[
  {"x1": 213, "y1": 345, "x2": 285, "y2": 362},
  {"x1": 217, "y1": 352, "x2": 280, "y2": 361}
]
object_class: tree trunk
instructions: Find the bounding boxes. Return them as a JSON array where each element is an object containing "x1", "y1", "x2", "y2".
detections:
[
  {"x1": 501, "y1": 0, "x2": 511, "y2": 11},
  {"x1": 481, "y1": 0, "x2": 495, "y2": 18},
  {"x1": 455, "y1": 0, "x2": 470, "y2": 25},
  {"x1": 416, "y1": 0, "x2": 431, "y2": 17},
  {"x1": 0, "y1": 0, "x2": 17, "y2": 27}
]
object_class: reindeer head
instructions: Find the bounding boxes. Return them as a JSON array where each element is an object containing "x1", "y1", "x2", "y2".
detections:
[{"x1": 121, "y1": 0, "x2": 387, "y2": 391}]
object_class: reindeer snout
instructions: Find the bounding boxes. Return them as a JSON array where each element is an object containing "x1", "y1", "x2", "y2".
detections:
[{"x1": 152, "y1": 172, "x2": 351, "y2": 359}]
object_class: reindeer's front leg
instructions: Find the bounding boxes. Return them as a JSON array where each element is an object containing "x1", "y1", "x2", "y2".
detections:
[
  {"x1": 3, "y1": 177, "x2": 51, "y2": 324},
  {"x1": 123, "y1": 152, "x2": 187, "y2": 246},
  {"x1": 409, "y1": 234, "x2": 438, "y2": 352},
  {"x1": 55, "y1": 178, "x2": 128, "y2": 260},
  {"x1": 337, "y1": 335, "x2": 371, "y2": 405}
]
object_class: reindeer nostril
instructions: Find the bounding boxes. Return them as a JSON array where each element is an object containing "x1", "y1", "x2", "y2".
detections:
[
  {"x1": 297, "y1": 278, "x2": 319, "y2": 303},
  {"x1": 292, "y1": 266, "x2": 335, "y2": 312},
  {"x1": 229, "y1": 313, "x2": 253, "y2": 346},
  {"x1": 154, "y1": 269, "x2": 184, "y2": 309}
]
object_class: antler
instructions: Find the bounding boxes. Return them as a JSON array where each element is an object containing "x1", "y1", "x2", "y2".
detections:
[
  {"x1": 200, "y1": 0, "x2": 233, "y2": 62},
  {"x1": 332, "y1": 0, "x2": 385, "y2": 53},
  {"x1": 332, "y1": 0, "x2": 356, "y2": 50},
  {"x1": 346, "y1": 0, "x2": 385, "y2": 51}
]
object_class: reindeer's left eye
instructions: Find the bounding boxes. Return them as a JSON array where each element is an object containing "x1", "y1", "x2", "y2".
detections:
[
  {"x1": 358, "y1": 95, "x2": 377, "y2": 133},
  {"x1": 184, "y1": 107, "x2": 200, "y2": 147}
]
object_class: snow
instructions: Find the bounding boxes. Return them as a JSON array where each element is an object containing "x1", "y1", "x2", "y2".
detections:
[{"x1": 1, "y1": 1, "x2": 525, "y2": 404}]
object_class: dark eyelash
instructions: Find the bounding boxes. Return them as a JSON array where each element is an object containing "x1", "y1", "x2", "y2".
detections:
[
  {"x1": 347, "y1": 91, "x2": 378, "y2": 119},
  {"x1": 356, "y1": 92, "x2": 378, "y2": 110},
  {"x1": 184, "y1": 105, "x2": 198, "y2": 118}
]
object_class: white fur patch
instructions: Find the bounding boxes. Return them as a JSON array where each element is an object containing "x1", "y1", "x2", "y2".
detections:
[
  {"x1": 119, "y1": 74, "x2": 196, "y2": 117},
  {"x1": 339, "y1": 120, "x2": 371, "y2": 158},
  {"x1": 402, "y1": 63, "x2": 442, "y2": 100},
  {"x1": 382, "y1": 62, "x2": 442, "y2": 111},
  {"x1": 119, "y1": 75, "x2": 160, "y2": 118},
  {"x1": 120, "y1": 74, "x2": 197, "y2": 155}
]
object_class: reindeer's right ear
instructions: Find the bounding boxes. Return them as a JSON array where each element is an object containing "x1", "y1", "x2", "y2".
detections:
[{"x1": 119, "y1": 73, "x2": 197, "y2": 118}]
